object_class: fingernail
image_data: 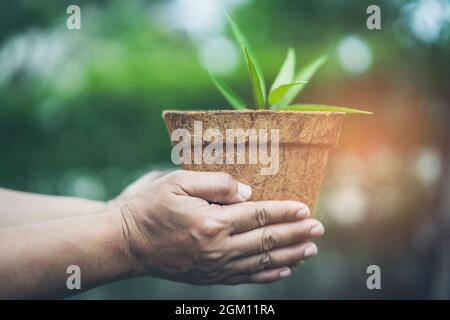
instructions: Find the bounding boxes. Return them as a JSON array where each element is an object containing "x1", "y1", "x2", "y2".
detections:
[
  {"x1": 310, "y1": 224, "x2": 324, "y2": 237},
  {"x1": 237, "y1": 182, "x2": 252, "y2": 201},
  {"x1": 279, "y1": 268, "x2": 292, "y2": 279},
  {"x1": 304, "y1": 244, "x2": 318, "y2": 258},
  {"x1": 296, "y1": 206, "x2": 310, "y2": 219}
]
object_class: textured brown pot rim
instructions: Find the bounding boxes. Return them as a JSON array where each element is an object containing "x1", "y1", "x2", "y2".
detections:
[
  {"x1": 163, "y1": 109, "x2": 346, "y2": 116},
  {"x1": 163, "y1": 109, "x2": 346, "y2": 147}
]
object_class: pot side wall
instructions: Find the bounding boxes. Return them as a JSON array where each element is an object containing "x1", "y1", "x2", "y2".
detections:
[{"x1": 163, "y1": 110, "x2": 344, "y2": 214}]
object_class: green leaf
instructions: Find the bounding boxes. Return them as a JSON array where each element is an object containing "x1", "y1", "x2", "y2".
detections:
[
  {"x1": 278, "y1": 104, "x2": 373, "y2": 114},
  {"x1": 269, "y1": 81, "x2": 308, "y2": 107},
  {"x1": 270, "y1": 48, "x2": 296, "y2": 94},
  {"x1": 208, "y1": 72, "x2": 246, "y2": 110},
  {"x1": 244, "y1": 47, "x2": 265, "y2": 109},
  {"x1": 275, "y1": 54, "x2": 328, "y2": 107},
  {"x1": 227, "y1": 13, "x2": 266, "y2": 107}
]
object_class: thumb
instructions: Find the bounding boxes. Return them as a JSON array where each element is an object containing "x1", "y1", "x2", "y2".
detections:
[{"x1": 171, "y1": 170, "x2": 252, "y2": 204}]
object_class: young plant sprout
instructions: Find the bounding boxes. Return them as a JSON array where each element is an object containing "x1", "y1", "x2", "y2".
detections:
[{"x1": 208, "y1": 14, "x2": 372, "y2": 114}]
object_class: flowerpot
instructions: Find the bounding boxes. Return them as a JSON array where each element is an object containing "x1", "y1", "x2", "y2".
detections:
[{"x1": 163, "y1": 110, "x2": 344, "y2": 214}]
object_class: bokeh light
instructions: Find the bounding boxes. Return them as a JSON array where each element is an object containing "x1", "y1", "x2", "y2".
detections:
[
  {"x1": 198, "y1": 35, "x2": 239, "y2": 74},
  {"x1": 337, "y1": 35, "x2": 373, "y2": 75}
]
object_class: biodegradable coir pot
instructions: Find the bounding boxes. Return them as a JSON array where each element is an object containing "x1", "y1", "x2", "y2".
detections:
[{"x1": 163, "y1": 110, "x2": 344, "y2": 214}]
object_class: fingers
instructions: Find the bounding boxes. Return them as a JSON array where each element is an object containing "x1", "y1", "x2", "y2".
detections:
[
  {"x1": 225, "y1": 242, "x2": 317, "y2": 275},
  {"x1": 218, "y1": 200, "x2": 310, "y2": 235},
  {"x1": 227, "y1": 219, "x2": 324, "y2": 258},
  {"x1": 221, "y1": 242, "x2": 319, "y2": 284},
  {"x1": 222, "y1": 267, "x2": 292, "y2": 285},
  {"x1": 118, "y1": 170, "x2": 171, "y2": 201},
  {"x1": 168, "y1": 170, "x2": 252, "y2": 204}
]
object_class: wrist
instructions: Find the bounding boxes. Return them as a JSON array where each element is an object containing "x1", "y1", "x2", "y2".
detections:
[
  {"x1": 115, "y1": 204, "x2": 148, "y2": 277},
  {"x1": 101, "y1": 207, "x2": 146, "y2": 279}
]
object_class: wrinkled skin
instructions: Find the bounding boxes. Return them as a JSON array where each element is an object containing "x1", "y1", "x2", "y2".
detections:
[{"x1": 120, "y1": 170, "x2": 325, "y2": 285}]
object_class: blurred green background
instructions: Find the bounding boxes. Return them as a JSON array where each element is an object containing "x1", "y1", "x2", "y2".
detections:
[{"x1": 1, "y1": 0, "x2": 450, "y2": 299}]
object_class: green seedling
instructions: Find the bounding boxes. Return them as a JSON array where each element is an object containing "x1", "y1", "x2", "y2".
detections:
[{"x1": 208, "y1": 13, "x2": 372, "y2": 114}]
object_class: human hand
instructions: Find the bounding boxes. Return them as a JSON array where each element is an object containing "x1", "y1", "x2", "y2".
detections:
[
  {"x1": 109, "y1": 170, "x2": 170, "y2": 208},
  {"x1": 120, "y1": 170, "x2": 325, "y2": 285}
]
